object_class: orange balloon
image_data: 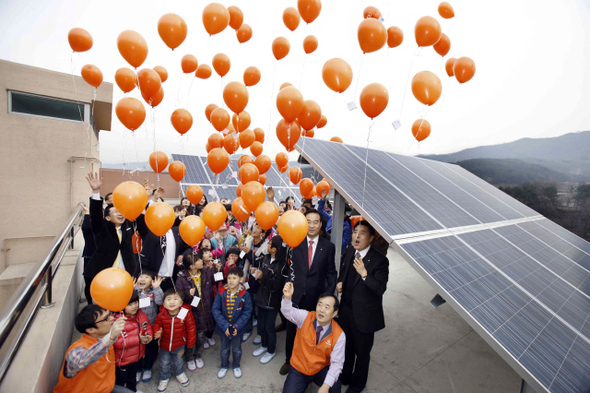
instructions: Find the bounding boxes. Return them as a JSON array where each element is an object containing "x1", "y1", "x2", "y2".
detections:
[
  {"x1": 258, "y1": 174, "x2": 267, "y2": 185},
  {"x1": 297, "y1": 0, "x2": 322, "y2": 24},
  {"x1": 117, "y1": 30, "x2": 148, "y2": 68},
  {"x1": 433, "y1": 33, "x2": 450, "y2": 57},
  {"x1": 412, "y1": 119, "x2": 431, "y2": 142},
  {"x1": 146, "y1": 202, "x2": 175, "y2": 237},
  {"x1": 415, "y1": 16, "x2": 442, "y2": 47},
  {"x1": 223, "y1": 134, "x2": 240, "y2": 155},
  {"x1": 445, "y1": 58, "x2": 456, "y2": 77},
  {"x1": 238, "y1": 155, "x2": 254, "y2": 168},
  {"x1": 250, "y1": 141, "x2": 263, "y2": 157},
  {"x1": 255, "y1": 202, "x2": 279, "y2": 230},
  {"x1": 438, "y1": 2, "x2": 455, "y2": 19},
  {"x1": 243, "y1": 66, "x2": 261, "y2": 87},
  {"x1": 239, "y1": 129, "x2": 255, "y2": 148},
  {"x1": 283, "y1": 7, "x2": 301, "y2": 31},
  {"x1": 68, "y1": 28, "x2": 93, "y2": 52},
  {"x1": 253, "y1": 128, "x2": 265, "y2": 143},
  {"x1": 322, "y1": 58, "x2": 353, "y2": 93},
  {"x1": 297, "y1": 100, "x2": 321, "y2": 131},
  {"x1": 236, "y1": 24, "x2": 252, "y2": 43},
  {"x1": 278, "y1": 165, "x2": 289, "y2": 174},
  {"x1": 149, "y1": 151, "x2": 168, "y2": 173},
  {"x1": 411, "y1": 71, "x2": 442, "y2": 105},
  {"x1": 276, "y1": 119, "x2": 301, "y2": 151},
  {"x1": 179, "y1": 215, "x2": 206, "y2": 246},
  {"x1": 81, "y1": 64, "x2": 103, "y2": 88},
  {"x1": 231, "y1": 197, "x2": 251, "y2": 221},
  {"x1": 205, "y1": 143, "x2": 212, "y2": 153},
  {"x1": 202, "y1": 3, "x2": 230, "y2": 36},
  {"x1": 143, "y1": 86, "x2": 164, "y2": 108},
  {"x1": 387, "y1": 26, "x2": 404, "y2": 48},
  {"x1": 171, "y1": 108, "x2": 193, "y2": 135},
  {"x1": 223, "y1": 81, "x2": 249, "y2": 114},
  {"x1": 276, "y1": 86, "x2": 303, "y2": 122},
  {"x1": 254, "y1": 155, "x2": 271, "y2": 174},
  {"x1": 236, "y1": 183, "x2": 243, "y2": 197},
  {"x1": 303, "y1": 35, "x2": 318, "y2": 54},
  {"x1": 153, "y1": 66, "x2": 168, "y2": 82},
  {"x1": 242, "y1": 181, "x2": 266, "y2": 211},
  {"x1": 115, "y1": 67, "x2": 137, "y2": 93},
  {"x1": 158, "y1": 13, "x2": 187, "y2": 50},
  {"x1": 280, "y1": 82, "x2": 293, "y2": 90},
  {"x1": 208, "y1": 133, "x2": 224, "y2": 149},
  {"x1": 360, "y1": 83, "x2": 389, "y2": 119},
  {"x1": 205, "y1": 103, "x2": 219, "y2": 121},
  {"x1": 358, "y1": 18, "x2": 387, "y2": 53},
  {"x1": 137, "y1": 68, "x2": 162, "y2": 99},
  {"x1": 299, "y1": 178, "x2": 314, "y2": 196},
  {"x1": 112, "y1": 181, "x2": 148, "y2": 220},
  {"x1": 210, "y1": 107, "x2": 230, "y2": 131},
  {"x1": 227, "y1": 124, "x2": 236, "y2": 134},
  {"x1": 363, "y1": 6, "x2": 382, "y2": 19},
  {"x1": 196, "y1": 64, "x2": 212, "y2": 79},
  {"x1": 454, "y1": 57, "x2": 476, "y2": 83},
  {"x1": 181, "y1": 54, "x2": 198, "y2": 73},
  {"x1": 302, "y1": 129, "x2": 315, "y2": 138},
  {"x1": 116, "y1": 97, "x2": 146, "y2": 131},
  {"x1": 232, "y1": 111, "x2": 251, "y2": 132},
  {"x1": 278, "y1": 211, "x2": 308, "y2": 247},
  {"x1": 317, "y1": 115, "x2": 327, "y2": 128},
  {"x1": 202, "y1": 202, "x2": 227, "y2": 231},
  {"x1": 276, "y1": 152, "x2": 289, "y2": 169},
  {"x1": 90, "y1": 268, "x2": 133, "y2": 312},
  {"x1": 212, "y1": 53, "x2": 230, "y2": 77},
  {"x1": 289, "y1": 167, "x2": 302, "y2": 184},
  {"x1": 239, "y1": 163, "x2": 259, "y2": 184},
  {"x1": 316, "y1": 180, "x2": 331, "y2": 197},
  {"x1": 228, "y1": 5, "x2": 244, "y2": 30},
  {"x1": 272, "y1": 37, "x2": 290, "y2": 60},
  {"x1": 186, "y1": 185, "x2": 203, "y2": 205},
  {"x1": 169, "y1": 161, "x2": 186, "y2": 182},
  {"x1": 207, "y1": 148, "x2": 230, "y2": 174},
  {"x1": 330, "y1": 136, "x2": 343, "y2": 143}
]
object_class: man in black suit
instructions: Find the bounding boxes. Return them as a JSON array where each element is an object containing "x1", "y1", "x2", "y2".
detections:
[
  {"x1": 336, "y1": 221, "x2": 389, "y2": 393},
  {"x1": 280, "y1": 209, "x2": 337, "y2": 376},
  {"x1": 84, "y1": 173, "x2": 136, "y2": 303}
]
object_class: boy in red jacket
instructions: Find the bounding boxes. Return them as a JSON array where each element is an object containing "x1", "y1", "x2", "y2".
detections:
[
  {"x1": 153, "y1": 288, "x2": 196, "y2": 393},
  {"x1": 113, "y1": 292, "x2": 153, "y2": 392}
]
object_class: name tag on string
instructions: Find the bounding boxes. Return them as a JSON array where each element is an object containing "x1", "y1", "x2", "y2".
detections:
[
  {"x1": 239, "y1": 251, "x2": 246, "y2": 259},
  {"x1": 243, "y1": 282, "x2": 250, "y2": 290},
  {"x1": 139, "y1": 298, "x2": 151, "y2": 308},
  {"x1": 214, "y1": 272, "x2": 224, "y2": 282},
  {"x1": 177, "y1": 308, "x2": 189, "y2": 321},
  {"x1": 191, "y1": 296, "x2": 201, "y2": 307}
]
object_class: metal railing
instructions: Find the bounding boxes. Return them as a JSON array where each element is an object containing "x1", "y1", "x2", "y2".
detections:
[{"x1": 0, "y1": 205, "x2": 85, "y2": 382}]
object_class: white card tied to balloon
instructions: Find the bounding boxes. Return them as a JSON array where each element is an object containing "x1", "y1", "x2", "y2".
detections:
[
  {"x1": 139, "y1": 297, "x2": 151, "y2": 308},
  {"x1": 243, "y1": 281, "x2": 250, "y2": 290},
  {"x1": 214, "y1": 272, "x2": 224, "y2": 281},
  {"x1": 208, "y1": 189, "x2": 217, "y2": 197},
  {"x1": 191, "y1": 296, "x2": 201, "y2": 307},
  {"x1": 347, "y1": 102, "x2": 357, "y2": 111},
  {"x1": 392, "y1": 120, "x2": 402, "y2": 130},
  {"x1": 178, "y1": 308, "x2": 188, "y2": 321},
  {"x1": 239, "y1": 251, "x2": 246, "y2": 259}
]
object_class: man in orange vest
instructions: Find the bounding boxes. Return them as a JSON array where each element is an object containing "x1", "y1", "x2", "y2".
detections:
[
  {"x1": 281, "y1": 282, "x2": 345, "y2": 393},
  {"x1": 54, "y1": 304, "x2": 131, "y2": 393}
]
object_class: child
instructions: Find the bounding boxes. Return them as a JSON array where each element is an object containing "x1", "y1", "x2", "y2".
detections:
[
  {"x1": 175, "y1": 250, "x2": 216, "y2": 370},
  {"x1": 134, "y1": 270, "x2": 163, "y2": 382},
  {"x1": 252, "y1": 235, "x2": 288, "y2": 364},
  {"x1": 153, "y1": 289, "x2": 196, "y2": 392},
  {"x1": 211, "y1": 266, "x2": 252, "y2": 379},
  {"x1": 113, "y1": 292, "x2": 153, "y2": 392}
]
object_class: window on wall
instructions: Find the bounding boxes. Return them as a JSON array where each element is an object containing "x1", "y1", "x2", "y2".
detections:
[{"x1": 8, "y1": 91, "x2": 89, "y2": 123}]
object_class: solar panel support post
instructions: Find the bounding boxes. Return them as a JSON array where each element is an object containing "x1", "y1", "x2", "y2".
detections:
[
  {"x1": 520, "y1": 380, "x2": 538, "y2": 393},
  {"x1": 331, "y1": 190, "x2": 346, "y2": 270}
]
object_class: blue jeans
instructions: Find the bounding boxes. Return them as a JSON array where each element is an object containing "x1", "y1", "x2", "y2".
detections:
[
  {"x1": 257, "y1": 307, "x2": 278, "y2": 353},
  {"x1": 158, "y1": 346, "x2": 185, "y2": 381},
  {"x1": 219, "y1": 333, "x2": 242, "y2": 369}
]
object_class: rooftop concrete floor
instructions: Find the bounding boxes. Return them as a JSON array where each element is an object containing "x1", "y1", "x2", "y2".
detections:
[{"x1": 74, "y1": 247, "x2": 523, "y2": 393}]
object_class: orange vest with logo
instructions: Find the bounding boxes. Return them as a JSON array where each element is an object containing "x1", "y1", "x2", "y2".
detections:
[
  {"x1": 290, "y1": 312, "x2": 343, "y2": 376},
  {"x1": 53, "y1": 334, "x2": 115, "y2": 393}
]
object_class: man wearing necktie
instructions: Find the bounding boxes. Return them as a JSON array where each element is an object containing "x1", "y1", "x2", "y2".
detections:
[
  {"x1": 280, "y1": 209, "x2": 337, "y2": 376},
  {"x1": 336, "y1": 221, "x2": 389, "y2": 393}
]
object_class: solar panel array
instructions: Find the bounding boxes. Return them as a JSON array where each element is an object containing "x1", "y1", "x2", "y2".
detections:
[{"x1": 295, "y1": 137, "x2": 590, "y2": 393}]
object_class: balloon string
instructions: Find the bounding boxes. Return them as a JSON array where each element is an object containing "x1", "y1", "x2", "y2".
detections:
[
  {"x1": 267, "y1": 61, "x2": 278, "y2": 144},
  {"x1": 298, "y1": 56, "x2": 308, "y2": 90},
  {"x1": 175, "y1": 74, "x2": 183, "y2": 109},
  {"x1": 186, "y1": 75, "x2": 195, "y2": 108},
  {"x1": 396, "y1": 46, "x2": 422, "y2": 122},
  {"x1": 405, "y1": 105, "x2": 431, "y2": 155},
  {"x1": 361, "y1": 121, "x2": 375, "y2": 208},
  {"x1": 351, "y1": 53, "x2": 366, "y2": 102},
  {"x1": 133, "y1": 132, "x2": 140, "y2": 165}
]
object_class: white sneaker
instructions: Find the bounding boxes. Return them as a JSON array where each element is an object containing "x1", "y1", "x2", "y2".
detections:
[
  {"x1": 187, "y1": 360, "x2": 196, "y2": 371},
  {"x1": 218, "y1": 368, "x2": 228, "y2": 379},
  {"x1": 207, "y1": 337, "x2": 216, "y2": 347},
  {"x1": 196, "y1": 358, "x2": 204, "y2": 369},
  {"x1": 157, "y1": 379, "x2": 169, "y2": 393},
  {"x1": 260, "y1": 352, "x2": 277, "y2": 364},
  {"x1": 136, "y1": 390, "x2": 144, "y2": 393},
  {"x1": 176, "y1": 372, "x2": 189, "y2": 387},
  {"x1": 233, "y1": 367, "x2": 242, "y2": 378},
  {"x1": 253, "y1": 346, "x2": 267, "y2": 357},
  {"x1": 203, "y1": 341, "x2": 210, "y2": 349},
  {"x1": 136, "y1": 370, "x2": 142, "y2": 383},
  {"x1": 242, "y1": 332, "x2": 251, "y2": 342},
  {"x1": 253, "y1": 318, "x2": 258, "y2": 327},
  {"x1": 142, "y1": 369, "x2": 152, "y2": 382},
  {"x1": 253, "y1": 335, "x2": 262, "y2": 345}
]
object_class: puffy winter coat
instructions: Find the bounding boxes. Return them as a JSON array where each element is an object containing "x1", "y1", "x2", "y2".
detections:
[
  {"x1": 153, "y1": 304, "x2": 196, "y2": 352},
  {"x1": 175, "y1": 268, "x2": 216, "y2": 333},
  {"x1": 113, "y1": 309, "x2": 153, "y2": 366},
  {"x1": 212, "y1": 284, "x2": 252, "y2": 336}
]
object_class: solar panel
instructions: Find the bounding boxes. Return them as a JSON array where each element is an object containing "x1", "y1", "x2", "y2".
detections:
[{"x1": 172, "y1": 153, "x2": 210, "y2": 184}]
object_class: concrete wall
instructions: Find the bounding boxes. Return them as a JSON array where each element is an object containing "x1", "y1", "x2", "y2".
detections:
[
  {"x1": 0, "y1": 60, "x2": 112, "y2": 273},
  {"x1": 101, "y1": 168, "x2": 181, "y2": 199}
]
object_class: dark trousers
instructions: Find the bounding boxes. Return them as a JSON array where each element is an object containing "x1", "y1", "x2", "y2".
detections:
[
  {"x1": 160, "y1": 276, "x2": 174, "y2": 292},
  {"x1": 283, "y1": 365, "x2": 341, "y2": 393},
  {"x1": 257, "y1": 307, "x2": 279, "y2": 353},
  {"x1": 115, "y1": 360, "x2": 140, "y2": 391},
  {"x1": 338, "y1": 303, "x2": 375, "y2": 392},
  {"x1": 84, "y1": 275, "x2": 93, "y2": 304},
  {"x1": 143, "y1": 339, "x2": 159, "y2": 370}
]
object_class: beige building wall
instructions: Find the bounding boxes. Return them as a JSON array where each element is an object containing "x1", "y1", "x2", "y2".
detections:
[{"x1": 0, "y1": 60, "x2": 112, "y2": 273}]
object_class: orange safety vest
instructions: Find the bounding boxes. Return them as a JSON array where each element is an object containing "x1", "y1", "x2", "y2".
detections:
[
  {"x1": 290, "y1": 312, "x2": 343, "y2": 376},
  {"x1": 53, "y1": 334, "x2": 115, "y2": 393}
]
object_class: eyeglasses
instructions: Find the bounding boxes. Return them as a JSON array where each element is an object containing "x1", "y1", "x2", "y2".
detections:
[{"x1": 95, "y1": 311, "x2": 113, "y2": 324}]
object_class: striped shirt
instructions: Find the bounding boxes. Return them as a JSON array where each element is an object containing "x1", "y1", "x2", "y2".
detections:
[{"x1": 226, "y1": 291, "x2": 237, "y2": 323}]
